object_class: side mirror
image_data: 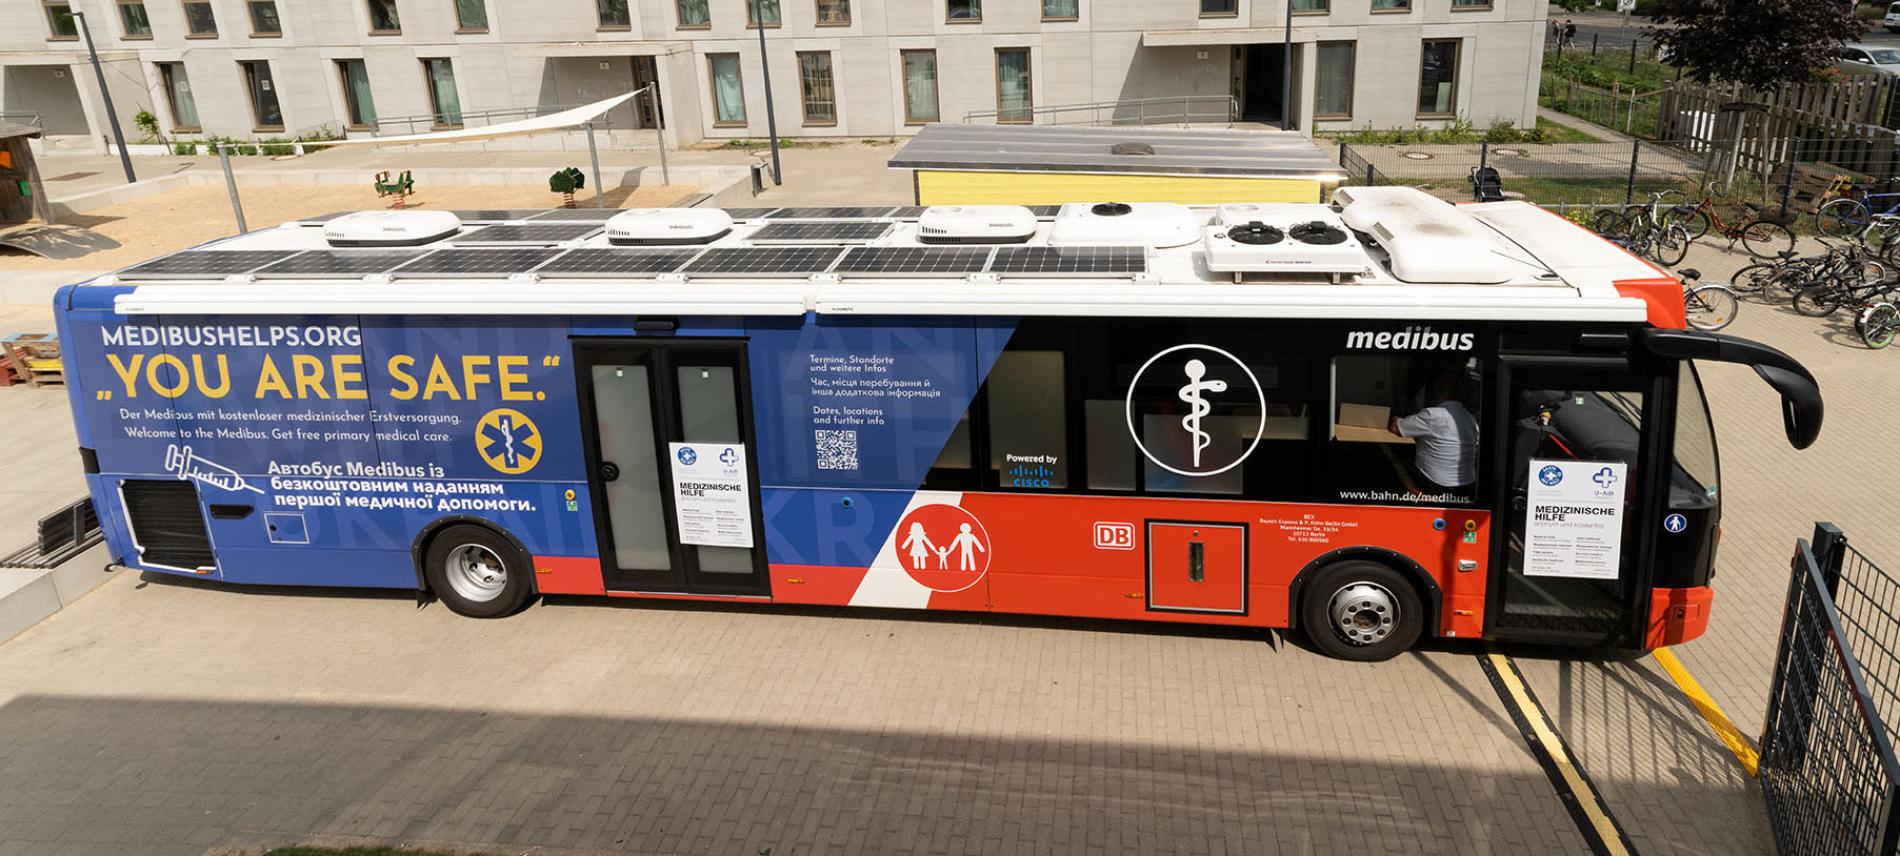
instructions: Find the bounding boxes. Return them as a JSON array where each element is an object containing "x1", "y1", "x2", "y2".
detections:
[{"x1": 1637, "y1": 329, "x2": 1823, "y2": 450}]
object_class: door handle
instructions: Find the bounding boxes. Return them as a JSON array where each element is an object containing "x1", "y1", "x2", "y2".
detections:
[
  {"x1": 599, "y1": 462, "x2": 620, "y2": 482},
  {"x1": 1512, "y1": 496, "x2": 1527, "y2": 512},
  {"x1": 1188, "y1": 539, "x2": 1205, "y2": 583}
]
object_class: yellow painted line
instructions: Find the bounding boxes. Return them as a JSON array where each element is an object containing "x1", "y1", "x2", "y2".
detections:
[
  {"x1": 1652, "y1": 647, "x2": 1760, "y2": 776},
  {"x1": 1486, "y1": 650, "x2": 1632, "y2": 856}
]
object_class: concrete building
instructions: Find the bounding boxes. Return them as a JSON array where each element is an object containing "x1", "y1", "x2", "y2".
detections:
[{"x1": 0, "y1": 0, "x2": 1547, "y2": 153}]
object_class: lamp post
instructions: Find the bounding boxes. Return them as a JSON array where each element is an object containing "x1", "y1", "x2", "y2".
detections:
[
  {"x1": 72, "y1": 11, "x2": 136, "y2": 183},
  {"x1": 1281, "y1": 0, "x2": 1294, "y2": 132},
  {"x1": 752, "y1": 0, "x2": 782, "y2": 185}
]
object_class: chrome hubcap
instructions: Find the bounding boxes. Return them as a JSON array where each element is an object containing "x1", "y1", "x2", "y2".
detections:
[
  {"x1": 446, "y1": 544, "x2": 507, "y2": 603},
  {"x1": 1329, "y1": 582, "x2": 1398, "y2": 646}
]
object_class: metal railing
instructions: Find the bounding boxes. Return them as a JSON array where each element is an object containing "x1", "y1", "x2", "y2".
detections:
[
  {"x1": 363, "y1": 103, "x2": 621, "y2": 137},
  {"x1": 0, "y1": 111, "x2": 44, "y2": 128},
  {"x1": 963, "y1": 94, "x2": 1238, "y2": 127},
  {"x1": 1760, "y1": 523, "x2": 1900, "y2": 856}
]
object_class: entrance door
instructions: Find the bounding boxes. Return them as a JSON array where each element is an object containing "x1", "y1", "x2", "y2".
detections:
[
  {"x1": 1489, "y1": 360, "x2": 1662, "y2": 646},
  {"x1": 631, "y1": 57, "x2": 661, "y2": 129},
  {"x1": 1232, "y1": 44, "x2": 1289, "y2": 125},
  {"x1": 576, "y1": 340, "x2": 768, "y2": 595}
]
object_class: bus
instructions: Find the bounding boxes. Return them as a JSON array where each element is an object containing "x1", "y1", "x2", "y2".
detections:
[{"x1": 54, "y1": 187, "x2": 1822, "y2": 661}]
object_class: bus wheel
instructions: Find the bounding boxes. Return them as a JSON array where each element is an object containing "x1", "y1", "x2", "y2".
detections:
[
  {"x1": 1302, "y1": 561, "x2": 1424, "y2": 662},
  {"x1": 424, "y1": 525, "x2": 533, "y2": 618}
]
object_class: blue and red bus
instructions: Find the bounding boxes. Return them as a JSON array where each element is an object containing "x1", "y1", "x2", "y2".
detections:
[{"x1": 55, "y1": 188, "x2": 1821, "y2": 659}]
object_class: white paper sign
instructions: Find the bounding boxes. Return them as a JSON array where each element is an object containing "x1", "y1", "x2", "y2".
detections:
[
  {"x1": 668, "y1": 442, "x2": 754, "y2": 549},
  {"x1": 1523, "y1": 459, "x2": 1627, "y2": 580}
]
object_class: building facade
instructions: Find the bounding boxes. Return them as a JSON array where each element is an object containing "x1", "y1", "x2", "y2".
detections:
[{"x1": 0, "y1": 0, "x2": 1547, "y2": 151}]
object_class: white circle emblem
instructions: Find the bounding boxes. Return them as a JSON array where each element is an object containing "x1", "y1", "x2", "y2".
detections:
[{"x1": 1124, "y1": 344, "x2": 1267, "y2": 478}]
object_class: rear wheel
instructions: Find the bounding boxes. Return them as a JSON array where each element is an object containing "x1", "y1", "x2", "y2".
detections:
[
  {"x1": 424, "y1": 524, "x2": 534, "y2": 618},
  {"x1": 1300, "y1": 561, "x2": 1425, "y2": 662},
  {"x1": 1731, "y1": 263, "x2": 1774, "y2": 295},
  {"x1": 1793, "y1": 285, "x2": 1842, "y2": 318},
  {"x1": 1650, "y1": 224, "x2": 1691, "y2": 267},
  {"x1": 1862, "y1": 303, "x2": 1900, "y2": 349},
  {"x1": 1739, "y1": 221, "x2": 1796, "y2": 258},
  {"x1": 1818, "y1": 198, "x2": 1868, "y2": 238},
  {"x1": 1592, "y1": 210, "x2": 1632, "y2": 239},
  {"x1": 1666, "y1": 208, "x2": 1712, "y2": 241},
  {"x1": 1685, "y1": 284, "x2": 1739, "y2": 331}
]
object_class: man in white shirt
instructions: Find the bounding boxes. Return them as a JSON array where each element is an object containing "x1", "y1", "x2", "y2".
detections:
[{"x1": 1388, "y1": 374, "x2": 1479, "y2": 495}]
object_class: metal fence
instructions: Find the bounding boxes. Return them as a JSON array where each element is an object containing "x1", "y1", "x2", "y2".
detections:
[
  {"x1": 963, "y1": 95, "x2": 1239, "y2": 127},
  {"x1": 1760, "y1": 523, "x2": 1900, "y2": 856}
]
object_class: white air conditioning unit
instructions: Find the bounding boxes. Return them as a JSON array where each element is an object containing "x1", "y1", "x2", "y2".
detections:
[
  {"x1": 323, "y1": 210, "x2": 461, "y2": 247},
  {"x1": 1334, "y1": 186, "x2": 1516, "y2": 284},
  {"x1": 916, "y1": 205, "x2": 1036, "y2": 244},
  {"x1": 1202, "y1": 204, "x2": 1371, "y2": 278},
  {"x1": 1047, "y1": 202, "x2": 1201, "y2": 248},
  {"x1": 606, "y1": 208, "x2": 734, "y2": 246}
]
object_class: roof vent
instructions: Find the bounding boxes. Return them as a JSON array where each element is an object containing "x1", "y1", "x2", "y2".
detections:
[
  {"x1": 1109, "y1": 142, "x2": 1155, "y2": 156},
  {"x1": 916, "y1": 205, "x2": 1036, "y2": 244},
  {"x1": 323, "y1": 210, "x2": 461, "y2": 247},
  {"x1": 606, "y1": 208, "x2": 733, "y2": 246},
  {"x1": 1333, "y1": 186, "x2": 1517, "y2": 284},
  {"x1": 1050, "y1": 202, "x2": 1199, "y2": 248}
]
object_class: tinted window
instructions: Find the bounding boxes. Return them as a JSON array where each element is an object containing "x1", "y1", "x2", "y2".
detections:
[{"x1": 1327, "y1": 353, "x2": 1481, "y2": 505}]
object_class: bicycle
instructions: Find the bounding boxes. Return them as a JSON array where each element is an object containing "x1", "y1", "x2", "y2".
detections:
[
  {"x1": 1597, "y1": 192, "x2": 1691, "y2": 267},
  {"x1": 1677, "y1": 268, "x2": 1739, "y2": 331},
  {"x1": 1858, "y1": 300, "x2": 1900, "y2": 349},
  {"x1": 1817, "y1": 181, "x2": 1900, "y2": 238},
  {"x1": 1733, "y1": 242, "x2": 1886, "y2": 305},
  {"x1": 1659, "y1": 194, "x2": 1797, "y2": 259},
  {"x1": 1790, "y1": 271, "x2": 1900, "y2": 318}
]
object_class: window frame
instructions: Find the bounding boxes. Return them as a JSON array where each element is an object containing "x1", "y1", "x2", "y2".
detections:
[
  {"x1": 421, "y1": 57, "x2": 464, "y2": 129},
  {"x1": 1199, "y1": 0, "x2": 1237, "y2": 19},
  {"x1": 596, "y1": 0, "x2": 631, "y2": 30},
  {"x1": 746, "y1": 0, "x2": 781, "y2": 28},
  {"x1": 1450, "y1": 0, "x2": 1491, "y2": 8},
  {"x1": 796, "y1": 51, "x2": 837, "y2": 127},
  {"x1": 814, "y1": 0, "x2": 849, "y2": 26},
  {"x1": 239, "y1": 60, "x2": 285, "y2": 132},
  {"x1": 335, "y1": 59, "x2": 377, "y2": 131},
  {"x1": 157, "y1": 62, "x2": 201, "y2": 132},
  {"x1": 117, "y1": 0, "x2": 154, "y2": 39},
  {"x1": 946, "y1": 0, "x2": 980, "y2": 24},
  {"x1": 181, "y1": 0, "x2": 218, "y2": 37},
  {"x1": 994, "y1": 47, "x2": 1033, "y2": 125},
  {"x1": 706, "y1": 53, "x2": 748, "y2": 127},
  {"x1": 1416, "y1": 38, "x2": 1461, "y2": 119},
  {"x1": 1314, "y1": 40, "x2": 1355, "y2": 120},
  {"x1": 43, "y1": 1, "x2": 78, "y2": 39},
  {"x1": 1370, "y1": 0, "x2": 1410, "y2": 12},
  {"x1": 452, "y1": 0, "x2": 488, "y2": 32},
  {"x1": 1291, "y1": 0, "x2": 1328, "y2": 14},
  {"x1": 900, "y1": 49, "x2": 940, "y2": 125},
  {"x1": 365, "y1": 0, "x2": 402, "y2": 34},
  {"x1": 1041, "y1": 0, "x2": 1078, "y2": 22},
  {"x1": 247, "y1": 0, "x2": 282, "y2": 36},
  {"x1": 675, "y1": 0, "x2": 711, "y2": 29}
]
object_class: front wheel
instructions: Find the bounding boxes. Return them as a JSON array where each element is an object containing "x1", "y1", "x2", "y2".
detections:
[
  {"x1": 1862, "y1": 303, "x2": 1900, "y2": 349},
  {"x1": 1592, "y1": 209, "x2": 1632, "y2": 239},
  {"x1": 1650, "y1": 224, "x2": 1692, "y2": 267},
  {"x1": 1685, "y1": 284, "x2": 1739, "y2": 331},
  {"x1": 1731, "y1": 263, "x2": 1775, "y2": 295},
  {"x1": 1818, "y1": 198, "x2": 1869, "y2": 238},
  {"x1": 1300, "y1": 561, "x2": 1425, "y2": 662},
  {"x1": 1666, "y1": 208, "x2": 1712, "y2": 241},
  {"x1": 1792, "y1": 285, "x2": 1842, "y2": 318},
  {"x1": 1740, "y1": 221, "x2": 1797, "y2": 258},
  {"x1": 424, "y1": 524, "x2": 535, "y2": 618}
]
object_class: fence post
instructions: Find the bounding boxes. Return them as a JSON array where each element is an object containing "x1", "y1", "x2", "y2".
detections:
[
  {"x1": 1591, "y1": 33, "x2": 1599, "y2": 57},
  {"x1": 1628, "y1": 39, "x2": 1638, "y2": 75},
  {"x1": 1814, "y1": 522, "x2": 1847, "y2": 599},
  {"x1": 1780, "y1": 138, "x2": 1799, "y2": 219},
  {"x1": 1366, "y1": 162, "x2": 1376, "y2": 185},
  {"x1": 1625, "y1": 140, "x2": 1641, "y2": 207},
  {"x1": 1479, "y1": 140, "x2": 1488, "y2": 179}
]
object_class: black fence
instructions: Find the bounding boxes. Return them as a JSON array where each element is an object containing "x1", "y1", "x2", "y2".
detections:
[{"x1": 1760, "y1": 524, "x2": 1900, "y2": 856}]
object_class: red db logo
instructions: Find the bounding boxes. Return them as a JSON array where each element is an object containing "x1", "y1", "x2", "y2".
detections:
[{"x1": 1093, "y1": 522, "x2": 1136, "y2": 551}]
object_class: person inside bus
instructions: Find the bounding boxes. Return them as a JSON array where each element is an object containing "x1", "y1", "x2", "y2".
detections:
[{"x1": 1387, "y1": 371, "x2": 1479, "y2": 495}]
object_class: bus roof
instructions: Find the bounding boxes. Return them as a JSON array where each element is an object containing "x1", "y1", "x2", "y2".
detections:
[{"x1": 71, "y1": 187, "x2": 1666, "y2": 324}]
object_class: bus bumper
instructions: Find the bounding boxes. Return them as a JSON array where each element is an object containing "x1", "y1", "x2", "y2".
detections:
[{"x1": 1645, "y1": 586, "x2": 1714, "y2": 649}]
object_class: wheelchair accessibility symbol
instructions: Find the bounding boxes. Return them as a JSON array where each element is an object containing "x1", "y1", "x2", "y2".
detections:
[
  {"x1": 477, "y1": 408, "x2": 543, "y2": 475},
  {"x1": 1664, "y1": 513, "x2": 1688, "y2": 534}
]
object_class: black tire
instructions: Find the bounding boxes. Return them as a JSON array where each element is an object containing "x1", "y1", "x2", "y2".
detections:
[
  {"x1": 1685, "y1": 284, "x2": 1739, "y2": 331},
  {"x1": 1731, "y1": 263, "x2": 1774, "y2": 295},
  {"x1": 1300, "y1": 561, "x2": 1426, "y2": 662},
  {"x1": 1739, "y1": 221, "x2": 1796, "y2": 259},
  {"x1": 1592, "y1": 210, "x2": 1631, "y2": 239},
  {"x1": 1818, "y1": 198, "x2": 1867, "y2": 238},
  {"x1": 1650, "y1": 224, "x2": 1692, "y2": 267},
  {"x1": 1862, "y1": 303, "x2": 1900, "y2": 349},
  {"x1": 423, "y1": 524, "x2": 535, "y2": 618},
  {"x1": 1792, "y1": 286, "x2": 1842, "y2": 318},
  {"x1": 1666, "y1": 208, "x2": 1712, "y2": 241}
]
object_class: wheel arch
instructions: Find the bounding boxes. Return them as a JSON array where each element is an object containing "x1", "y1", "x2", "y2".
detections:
[
  {"x1": 1286, "y1": 546, "x2": 1442, "y2": 636},
  {"x1": 409, "y1": 515, "x2": 537, "y2": 594}
]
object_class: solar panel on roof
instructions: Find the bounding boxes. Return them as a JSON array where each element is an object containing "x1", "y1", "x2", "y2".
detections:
[
  {"x1": 533, "y1": 248, "x2": 698, "y2": 277},
  {"x1": 118, "y1": 250, "x2": 299, "y2": 279},
  {"x1": 833, "y1": 246, "x2": 992, "y2": 276},
  {"x1": 683, "y1": 246, "x2": 844, "y2": 276},
  {"x1": 1027, "y1": 206, "x2": 1063, "y2": 218},
  {"x1": 889, "y1": 207, "x2": 927, "y2": 219},
  {"x1": 392, "y1": 248, "x2": 562, "y2": 276},
  {"x1": 528, "y1": 208, "x2": 620, "y2": 221},
  {"x1": 454, "y1": 223, "x2": 600, "y2": 243},
  {"x1": 987, "y1": 246, "x2": 1146, "y2": 276},
  {"x1": 253, "y1": 250, "x2": 425, "y2": 278},
  {"x1": 748, "y1": 221, "x2": 891, "y2": 243},
  {"x1": 448, "y1": 209, "x2": 542, "y2": 222},
  {"x1": 765, "y1": 206, "x2": 898, "y2": 219},
  {"x1": 299, "y1": 212, "x2": 353, "y2": 224},
  {"x1": 723, "y1": 208, "x2": 780, "y2": 220}
]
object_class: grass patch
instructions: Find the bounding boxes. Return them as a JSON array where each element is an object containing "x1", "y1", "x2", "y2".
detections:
[
  {"x1": 1320, "y1": 117, "x2": 1569, "y2": 146},
  {"x1": 1534, "y1": 116, "x2": 1604, "y2": 144}
]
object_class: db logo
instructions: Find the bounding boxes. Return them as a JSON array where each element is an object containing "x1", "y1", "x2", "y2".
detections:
[{"x1": 1093, "y1": 522, "x2": 1136, "y2": 551}]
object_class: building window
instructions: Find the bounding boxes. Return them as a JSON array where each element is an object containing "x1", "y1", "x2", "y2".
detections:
[
  {"x1": 422, "y1": 58, "x2": 462, "y2": 127},
  {"x1": 708, "y1": 54, "x2": 746, "y2": 126},
  {"x1": 747, "y1": 0, "x2": 780, "y2": 27},
  {"x1": 1328, "y1": 353, "x2": 1481, "y2": 504},
  {"x1": 796, "y1": 52, "x2": 837, "y2": 126},
  {"x1": 157, "y1": 62, "x2": 200, "y2": 131},
  {"x1": 1042, "y1": 0, "x2": 1076, "y2": 20},
  {"x1": 118, "y1": 1, "x2": 153, "y2": 38},
  {"x1": 1418, "y1": 39, "x2": 1459, "y2": 118},
  {"x1": 1291, "y1": 0, "x2": 1326, "y2": 12},
  {"x1": 677, "y1": 0, "x2": 709, "y2": 27},
  {"x1": 182, "y1": 1, "x2": 217, "y2": 35},
  {"x1": 337, "y1": 59, "x2": 377, "y2": 129},
  {"x1": 453, "y1": 0, "x2": 487, "y2": 31},
  {"x1": 902, "y1": 50, "x2": 939, "y2": 124},
  {"x1": 995, "y1": 48, "x2": 1032, "y2": 124},
  {"x1": 815, "y1": 0, "x2": 848, "y2": 25},
  {"x1": 597, "y1": 0, "x2": 630, "y2": 28},
  {"x1": 239, "y1": 60, "x2": 284, "y2": 130},
  {"x1": 947, "y1": 0, "x2": 979, "y2": 22},
  {"x1": 1452, "y1": 0, "x2": 1489, "y2": 6},
  {"x1": 1315, "y1": 41, "x2": 1354, "y2": 119},
  {"x1": 1200, "y1": 0, "x2": 1236, "y2": 17},
  {"x1": 43, "y1": 1, "x2": 78, "y2": 38},
  {"x1": 1371, "y1": 0, "x2": 1409, "y2": 10},
  {"x1": 248, "y1": 0, "x2": 281, "y2": 34},
  {"x1": 366, "y1": 0, "x2": 400, "y2": 32}
]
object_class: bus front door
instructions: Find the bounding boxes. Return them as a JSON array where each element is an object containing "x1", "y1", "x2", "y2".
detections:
[
  {"x1": 575, "y1": 340, "x2": 769, "y2": 596},
  {"x1": 1488, "y1": 360, "x2": 1664, "y2": 647}
]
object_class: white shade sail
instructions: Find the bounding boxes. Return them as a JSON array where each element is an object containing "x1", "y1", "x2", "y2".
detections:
[{"x1": 318, "y1": 90, "x2": 642, "y2": 146}]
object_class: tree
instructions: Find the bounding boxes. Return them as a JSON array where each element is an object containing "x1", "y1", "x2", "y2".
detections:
[{"x1": 1647, "y1": 0, "x2": 1859, "y2": 90}]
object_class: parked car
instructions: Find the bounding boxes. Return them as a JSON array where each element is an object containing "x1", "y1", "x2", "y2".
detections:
[
  {"x1": 1836, "y1": 43, "x2": 1900, "y2": 77},
  {"x1": 1887, "y1": 1, "x2": 1900, "y2": 34}
]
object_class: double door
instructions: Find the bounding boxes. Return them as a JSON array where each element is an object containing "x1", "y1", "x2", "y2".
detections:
[{"x1": 576, "y1": 340, "x2": 767, "y2": 595}]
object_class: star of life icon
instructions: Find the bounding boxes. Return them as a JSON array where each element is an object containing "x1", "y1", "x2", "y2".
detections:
[
  {"x1": 165, "y1": 444, "x2": 264, "y2": 494},
  {"x1": 1178, "y1": 358, "x2": 1229, "y2": 468}
]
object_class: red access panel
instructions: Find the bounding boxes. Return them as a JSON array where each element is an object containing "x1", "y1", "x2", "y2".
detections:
[{"x1": 1147, "y1": 522, "x2": 1247, "y2": 615}]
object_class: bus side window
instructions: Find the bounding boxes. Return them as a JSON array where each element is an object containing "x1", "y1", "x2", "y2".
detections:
[
  {"x1": 1329, "y1": 354, "x2": 1481, "y2": 503},
  {"x1": 1084, "y1": 400, "x2": 1137, "y2": 491},
  {"x1": 986, "y1": 350, "x2": 1068, "y2": 489},
  {"x1": 921, "y1": 407, "x2": 976, "y2": 491}
]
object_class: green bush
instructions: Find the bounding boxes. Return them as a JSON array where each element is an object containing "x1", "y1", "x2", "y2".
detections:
[
  {"x1": 172, "y1": 141, "x2": 198, "y2": 156},
  {"x1": 257, "y1": 138, "x2": 296, "y2": 156}
]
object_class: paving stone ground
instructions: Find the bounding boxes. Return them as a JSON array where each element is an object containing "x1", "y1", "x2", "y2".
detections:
[{"x1": 0, "y1": 209, "x2": 1889, "y2": 855}]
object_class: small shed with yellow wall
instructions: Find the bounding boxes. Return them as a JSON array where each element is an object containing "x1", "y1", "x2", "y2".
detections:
[{"x1": 890, "y1": 124, "x2": 1344, "y2": 206}]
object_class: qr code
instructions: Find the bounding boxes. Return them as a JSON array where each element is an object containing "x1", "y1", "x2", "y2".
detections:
[{"x1": 815, "y1": 429, "x2": 859, "y2": 471}]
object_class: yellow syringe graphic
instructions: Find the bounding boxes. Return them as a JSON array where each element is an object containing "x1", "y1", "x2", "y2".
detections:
[{"x1": 164, "y1": 444, "x2": 265, "y2": 494}]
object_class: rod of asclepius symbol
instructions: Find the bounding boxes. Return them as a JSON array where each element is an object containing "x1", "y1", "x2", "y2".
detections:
[{"x1": 1178, "y1": 358, "x2": 1228, "y2": 468}]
